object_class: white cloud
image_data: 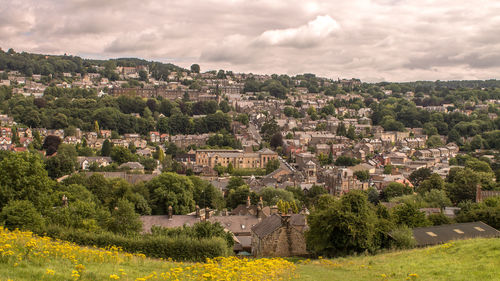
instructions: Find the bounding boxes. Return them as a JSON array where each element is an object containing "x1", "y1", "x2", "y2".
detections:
[{"x1": 255, "y1": 15, "x2": 340, "y2": 48}]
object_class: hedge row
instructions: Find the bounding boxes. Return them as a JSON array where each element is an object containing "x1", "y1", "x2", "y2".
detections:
[{"x1": 40, "y1": 225, "x2": 230, "y2": 261}]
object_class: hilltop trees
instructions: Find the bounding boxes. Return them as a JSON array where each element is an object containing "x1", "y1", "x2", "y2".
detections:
[{"x1": 190, "y1": 64, "x2": 200, "y2": 73}]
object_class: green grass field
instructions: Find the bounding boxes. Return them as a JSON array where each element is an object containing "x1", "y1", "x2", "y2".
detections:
[
  {"x1": 294, "y1": 238, "x2": 500, "y2": 281},
  {"x1": 1, "y1": 231, "x2": 499, "y2": 281}
]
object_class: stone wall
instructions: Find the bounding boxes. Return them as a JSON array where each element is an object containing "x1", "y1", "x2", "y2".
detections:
[{"x1": 252, "y1": 226, "x2": 307, "y2": 257}]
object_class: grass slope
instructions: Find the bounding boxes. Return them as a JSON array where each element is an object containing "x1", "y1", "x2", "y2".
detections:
[{"x1": 295, "y1": 238, "x2": 500, "y2": 281}]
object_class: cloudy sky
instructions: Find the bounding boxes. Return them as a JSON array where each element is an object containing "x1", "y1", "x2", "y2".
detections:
[{"x1": 1, "y1": 0, "x2": 500, "y2": 82}]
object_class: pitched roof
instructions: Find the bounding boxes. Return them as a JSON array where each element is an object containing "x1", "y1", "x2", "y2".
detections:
[
  {"x1": 208, "y1": 215, "x2": 261, "y2": 235},
  {"x1": 411, "y1": 221, "x2": 500, "y2": 247},
  {"x1": 251, "y1": 214, "x2": 306, "y2": 239}
]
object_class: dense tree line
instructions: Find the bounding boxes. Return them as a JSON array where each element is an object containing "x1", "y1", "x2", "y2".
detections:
[{"x1": 0, "y1": 86, "x2": 232, "y2": 136}]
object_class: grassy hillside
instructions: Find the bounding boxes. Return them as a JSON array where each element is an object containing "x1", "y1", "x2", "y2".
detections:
[
  {"x1": 295, "y1": 238, "x2": 500, "y2": 281},
  {"x1": 1, "y1": 225, "x2": 499, "y2": 281},
  {"x1": 0, "y1": 227, "x2": 296, "y2": 281}
]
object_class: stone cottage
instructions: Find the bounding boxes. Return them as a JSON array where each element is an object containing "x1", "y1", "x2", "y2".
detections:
[{"x1": 251, "y1": 213, "x2": 308, "y2": 257}]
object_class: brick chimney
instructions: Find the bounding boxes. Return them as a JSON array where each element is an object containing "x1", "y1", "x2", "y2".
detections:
[
  {"x1": 246, "y1": 196, "x2": 251, "y2": 208},
  {"x1": 205, "y1": 207, "x2": 211, "y2": 219},
  {"x1": 168, "y1": 205, "x2": 173, "y2": 220},
  {"x1": 476, "y1": 184, "x2": 482, "y2": 203},
  {"x1": 257, "y1": 197, "x2": 264, "y2": 218},
  {"x1": 195, "y1": 205, "x2": 200, "y2": 217}
]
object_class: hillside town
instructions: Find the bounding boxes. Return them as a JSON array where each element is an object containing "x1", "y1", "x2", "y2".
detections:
[{"x1": 0, "y1": 49, "x2": 499, "y2": 259}]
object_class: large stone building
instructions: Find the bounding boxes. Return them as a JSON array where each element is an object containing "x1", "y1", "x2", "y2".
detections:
[
  {"x1": 110, "y1": 87, "x2": 218, "y2": 102},
  {"x1": 195, "y1": 148, "x2": 278, "y2": 169},
  {"x1": 251, "y1": 213, "x2": 308, "y2": 257}
]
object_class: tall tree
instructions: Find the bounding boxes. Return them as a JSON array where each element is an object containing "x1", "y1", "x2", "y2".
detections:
[
  {"x1": 101, "y1": 139, "x2": 112, "y2": 156},
  {"x1": 190, "y1": 64, "x2": 200, "y2": 73}
]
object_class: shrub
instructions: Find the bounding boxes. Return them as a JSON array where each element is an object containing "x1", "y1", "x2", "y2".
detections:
[
  {"x1": 40, "y1": 225, "x2": 230, "y2": 261},
  {"x1": 390, "y1": 225, "x2": 416, "y2": 249},
  {"x1": 428, "y1": 213, "x2": 453, "y2": 226},
  {"x1": 0, "y1": 200, "x2": 44, "y2": 231}
]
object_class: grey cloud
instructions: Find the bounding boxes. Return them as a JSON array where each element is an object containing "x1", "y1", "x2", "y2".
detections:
[{"x1": 2, "y1": 0, "x2": 500, "y2": 82}]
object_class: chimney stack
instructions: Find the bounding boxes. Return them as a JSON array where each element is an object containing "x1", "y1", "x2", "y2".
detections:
[
  {"x1": 476, "y1": 184, "x2": 482, "y2": 203},
  {"x1": 168, "y1": 205, "x2": 173, "y2": 220},
  {"x1": 246, "y1": 196, "x2": 251, "y2": 208},
  {"x1": 195, "y1": 205, "x2": 200, "y2": 217},
  {"x1": 205, "y1": 207, "x2": 211, "y2": 219}
]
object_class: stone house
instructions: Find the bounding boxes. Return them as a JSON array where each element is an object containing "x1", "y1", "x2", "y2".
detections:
[
  {"x1": 251, "y1": 213, "x2": 308, "y2": 257},
  {"x1": 119, "y1": 162, "x2": 145, "y2": 173},
  {"x1": 77, "y1": 156, "x2": 112, "y2": 170},
  {"x1": 150, "y1": 131, "x2": 161, "y2": 143}
]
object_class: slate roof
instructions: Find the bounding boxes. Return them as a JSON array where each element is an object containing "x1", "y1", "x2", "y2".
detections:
[
  {"x1": 208, "y1": 215, "x2": 260, "y2": 235},
  {"x1": 411, "y1": 221, "x2": 500, "y2": 247},
  {"x1": 251, "y1": 214, "x2": 307, "y2": 239}
]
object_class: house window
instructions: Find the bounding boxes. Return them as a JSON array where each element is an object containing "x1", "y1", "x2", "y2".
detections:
[
  {"x1": 453, "y1": 229, "x2": 464, "y2": 234},
  {"x1": 474, "y1": 227, "x2": 485, "y2": 232},
  {"x1": 426, "y1": 232, "x2": 437, "y2": 237}
]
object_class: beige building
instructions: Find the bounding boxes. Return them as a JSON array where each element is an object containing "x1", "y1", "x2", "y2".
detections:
[{"x1": 196, "y1": 148, "x2": 278, "y2": 169}]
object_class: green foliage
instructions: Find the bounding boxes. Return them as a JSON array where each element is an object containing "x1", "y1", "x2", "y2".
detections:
[
  {"x1": 110, "y1": 146, "x2": 136, "y2": 164},
  {"x1": 418, "y1": 173, "x2": 445, "y2": 194},
  {"x1": 147, "y1": 172, "x2": 195, "y2": 215},
  {"x1": 409, "y1": 168, "x2": 432, "y2": 187},
  {"x1": 354, "y1": 170, "x2": 370, "y2": 182},
  {"x1": 259, "y1": 187, "x2": 296, "y2": 206},
  {"x1": 392, "y1": 203, "x2": 430, "y2": 228},
  {"x1": 306, "y1": 190, "x2": 379, "y2": 257},
  {"x1": 334, "y1": 156, "x2": 361, "y2": 166},
  {"x1": 276, "y1": 200, "x2": 299, "y2": 214},
  {"x1": 190, "y1": 64, "x2": 200, "y2": 73},
  {"x1": 367, "y1": 188, "x2": 380, "y2": 205},
  {"x1": 45, "y1": 144, "x2": 78, "y2": 178},
  {"x1": 107, "y1": 199, "x2": 142, "y2": 235},
  {"x1": 428, "y1": 213, "x2": 453, "y2": 226},
  {"x1": 0, "y1": 200, "x2": 44, "y2": 231},
  {"x1": 206, "y1": 132, "x2": 242, "y2": 149},
  {"x1": 305, "y1": 185, "x2": 328, "y2": 207},
  {"x1": 389, "y1": 225, "x2": 416, "y2": 249},
  {"x1": 0, "y1": 152, "x2": 54, "y2": 211},
  {"x1": 151, "y1": 221, "x2": 233, "y2": 249},
  {"x1": 226, "y1": 176, "x2": 246, "y2": 190},
  {"x1": 383, "y1": 164, "x2": 393, "y2": 174},
  {"x1": 190, "y1": 176, "x2": 224, "y2": 210},
  {"x1": 234, "y1": 113, "x2": 249, "y2": 125},
  {"x1": 226, "y1": 185, "x2": 255, "y2": 209},
  {"x1": 380, "y1": 182, "x2": 413, "y2": 201},
  {"x1": 465, "y1": 158, "x2": 493, "y2": 174},
  {"x1": 456, "y1": 197, "x2": 500, "y2": 229},
  {"x1": 445, "y1": 168, "x2": 489, "y2": 204},
  {"x1": 283, "y1": 107, "x2": 303, "y2": 118},
  {"x1": 265, "y1": 159, "x2": 280, "y2": 174},
  {"x1": 41, "y1": 225, "x2": 229, "y2": 261},
  {"x1": 424, "y1": 189, "x2": 452, "y2": 208},
  {"x1": 260, "y1": 119, "x2": 280, "y2": 142},
  {"x1": 101, "y1": 139, "x2": 112, "y2": 156}
]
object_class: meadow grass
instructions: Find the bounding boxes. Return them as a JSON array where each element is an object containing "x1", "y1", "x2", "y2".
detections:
[
  {"x1": 294, "y1": 238, "x2": 500, "y2": 281},
  {"x1": 2, "y1": 225, "x2": 499, "y2": 281},
  {"x1": 0, "y1": 227, "x2": 296, "y2": 281}
]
